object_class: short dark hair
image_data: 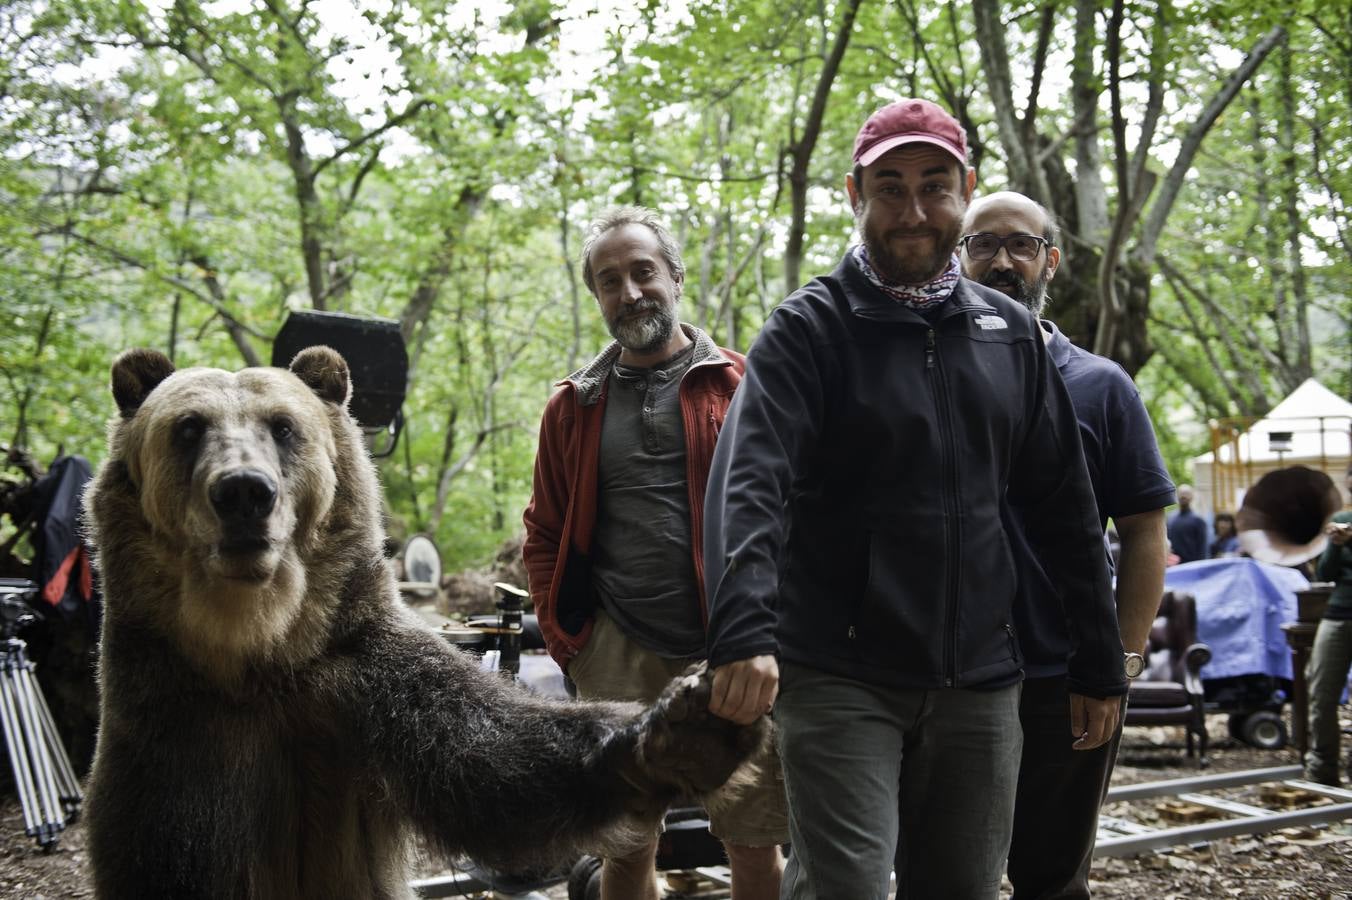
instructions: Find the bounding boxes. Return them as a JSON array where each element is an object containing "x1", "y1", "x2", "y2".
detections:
[{"x1": 580, "y1": 206, "x2": 684, "y2": 295}]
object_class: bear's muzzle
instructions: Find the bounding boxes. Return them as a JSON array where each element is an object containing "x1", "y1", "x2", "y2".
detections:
[{"x1": 209, "y1": 468, "x2": 282, "y2": 575}]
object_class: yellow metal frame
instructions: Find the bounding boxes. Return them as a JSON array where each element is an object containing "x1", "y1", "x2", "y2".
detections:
[{"x1": 1207, "y1": 415, "x2": 1350, "y2": 515}]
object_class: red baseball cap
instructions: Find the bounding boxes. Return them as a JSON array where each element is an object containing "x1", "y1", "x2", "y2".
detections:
[{"x1": 853, "y1": 99, "x2": 968, "y2": 168}]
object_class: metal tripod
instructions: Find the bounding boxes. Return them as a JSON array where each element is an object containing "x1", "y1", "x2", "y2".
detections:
[{"x1": 0, "y1": 631, "x2": 83, "y2": 849}]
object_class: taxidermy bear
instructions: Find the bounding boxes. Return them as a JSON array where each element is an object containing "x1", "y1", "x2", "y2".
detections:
[{"x1": 84, "y1": 346, "x2": 763, "y2": 899}]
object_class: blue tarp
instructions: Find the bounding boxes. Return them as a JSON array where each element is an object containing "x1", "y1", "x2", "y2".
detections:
[{"x1": 1162, "y1": 557, "x2": 1309, "y2": 681}]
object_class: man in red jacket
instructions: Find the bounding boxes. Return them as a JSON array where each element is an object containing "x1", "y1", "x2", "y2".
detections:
[{"x1": 523, "y1": 206, "x2": 786, "y2": 900}]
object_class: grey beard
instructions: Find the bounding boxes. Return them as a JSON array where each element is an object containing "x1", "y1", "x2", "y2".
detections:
[
  {"x1": 981, "y1": 268, "x2": 1052, "y2": 318},
  {"x1": 607, "y1": 302, "x2": 678, "y2": 354},
  {"x1": 1015, "y1": 276, "x2": 1050, "y2": 319}
]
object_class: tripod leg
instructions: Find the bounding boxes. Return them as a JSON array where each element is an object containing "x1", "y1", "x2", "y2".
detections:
[
  {"x1": 13, "y1": 663, "x2": 68, "y2": 843},
  {"x1": 0, "y1": 665, "x2": 47, "y2": 841},
  {"x1": 33, "y1": 683, "x2": 83, "y2": 813}
]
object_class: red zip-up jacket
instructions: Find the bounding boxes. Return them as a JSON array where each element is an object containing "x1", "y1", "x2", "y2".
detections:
[{"x1": 522, "y1": 325, "x2": 745, "y2": 671}]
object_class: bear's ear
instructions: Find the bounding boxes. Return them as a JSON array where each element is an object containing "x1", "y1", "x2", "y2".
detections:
[
  {"x1": 289, "y1": 346, "x2": 351, "y2": 408},
  {"x1": 111, "y1": 349, "x2": 176, "y2": 418}
]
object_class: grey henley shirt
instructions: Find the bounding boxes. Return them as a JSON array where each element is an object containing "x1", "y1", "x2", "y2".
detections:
[{"x1": 589, "y1": 342, "x2": 705, "y2": 658}]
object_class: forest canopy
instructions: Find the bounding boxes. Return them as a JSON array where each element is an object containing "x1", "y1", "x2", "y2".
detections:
[{"x1": 3, "y1": 0, "x2": 1349, "y2": 570}]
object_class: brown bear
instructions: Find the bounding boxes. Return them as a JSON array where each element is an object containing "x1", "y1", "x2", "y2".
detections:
[{"x1": 84, "y1": 346, "x2": 763, "y2": 899}]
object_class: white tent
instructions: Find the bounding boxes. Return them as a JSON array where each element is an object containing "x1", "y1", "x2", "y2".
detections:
[{"x1": 1191, "y1": 379, "x2": 1352, "y2": 516}]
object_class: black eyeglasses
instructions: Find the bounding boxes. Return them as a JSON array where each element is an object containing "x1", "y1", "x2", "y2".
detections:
[{"x1": 959, "y1": 233, "x2": 1049, "y2": 262}]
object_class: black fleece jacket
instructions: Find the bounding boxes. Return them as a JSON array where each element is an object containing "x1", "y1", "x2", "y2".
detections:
[{"x1": 703, "y1": 252, "x2": 1127, "y2": 699}]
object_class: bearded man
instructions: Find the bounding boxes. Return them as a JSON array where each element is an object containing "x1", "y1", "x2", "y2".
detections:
[
  {"x1": 961, "y1": 191, "x2": 1174, "y2": 900},
  {"x1": 523, "y1": 206, "x2": 787, "y2": 900},
  {"x1": 702, "y1": 100, "x2": 1127, "y2": 899}
]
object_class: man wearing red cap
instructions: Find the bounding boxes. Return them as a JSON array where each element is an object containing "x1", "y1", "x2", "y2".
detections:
[{"x1": 702, "y1": 99, "x2": 1127, "y2": 898}]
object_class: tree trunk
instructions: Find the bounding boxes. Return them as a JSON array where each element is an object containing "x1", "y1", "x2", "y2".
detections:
[
  {"x1": 783, "y1": 0, "x2": 863, "y2": 295},
  {"x1": 1071, "y1": 0, "x2": 1111, "y2": 248},
  {"x1": 558, "y1": 192, "x2": 584, "y2": 374},
  {"x1": 1132, "y1": 26, "x2": 1286, "y2": 266},
  {"x1": 970, "y1": 0, "x2": 1052, "y2": 203},
  {"x1": 279, "y1": 104, "x2": 328, "y2": 309},
  {"x1": 1094, "y1": 24, "x2": 1284, "y2": 371},
  {"x1": 1277, "y1": 37, "x2": 1313, "y2": 385}
]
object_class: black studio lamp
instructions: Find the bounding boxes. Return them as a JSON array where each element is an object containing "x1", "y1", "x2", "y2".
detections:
[{"x1": 271, "y1": 311, "x2": 409, "y2": 457}]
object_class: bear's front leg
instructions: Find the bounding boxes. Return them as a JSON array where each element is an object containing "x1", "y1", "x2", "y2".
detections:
[
  {"x1": 358, "y1": 629, "x2": 770, "y2": 872},
  {"x1": 605, "y1": 662, "x2": 769, "y2": 817}
]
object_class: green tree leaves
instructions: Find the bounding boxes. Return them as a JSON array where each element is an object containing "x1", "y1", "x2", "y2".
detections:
[{"x1": 2, "y1": 0, "x2": 1347, "y2": 567}]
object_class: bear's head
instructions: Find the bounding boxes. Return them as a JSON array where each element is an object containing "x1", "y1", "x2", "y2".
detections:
[{"x1": 89, "y1": 346, "x2": 386, "y2": 680}]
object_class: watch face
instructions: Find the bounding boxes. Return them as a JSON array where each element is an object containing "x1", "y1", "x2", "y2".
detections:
[{"x1": 1124, "y1": 653, "x2": 1145, "y2": 678}]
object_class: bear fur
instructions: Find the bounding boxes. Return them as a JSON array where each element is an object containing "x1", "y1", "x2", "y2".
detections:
[{"x1": 84, "y1": 346, "x2": 763, "y2": 899}]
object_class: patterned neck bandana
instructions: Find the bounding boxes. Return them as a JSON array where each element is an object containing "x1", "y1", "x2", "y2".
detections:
[{"x1": 853, "y1": 244, "x2": 961, "y2": 312}]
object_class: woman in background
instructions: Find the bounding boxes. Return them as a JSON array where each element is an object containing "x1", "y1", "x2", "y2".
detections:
[{"x1": 1210, "y1": 512, "x2": 1240, "y2": 558}]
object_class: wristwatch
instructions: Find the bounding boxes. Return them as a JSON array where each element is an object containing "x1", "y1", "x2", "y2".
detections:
[{"x1": 1123, "y1": 651, "x2": 1145, "y2": 679}]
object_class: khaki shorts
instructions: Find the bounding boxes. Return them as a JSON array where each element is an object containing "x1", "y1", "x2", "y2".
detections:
[{"x1": 569, "y1": 609, "x2": 789, "y2": 847}]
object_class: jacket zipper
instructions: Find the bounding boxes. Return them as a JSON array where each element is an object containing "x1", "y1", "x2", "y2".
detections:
[{"x1": 927, "y1": 328, "x2": 961, "y2": 687}]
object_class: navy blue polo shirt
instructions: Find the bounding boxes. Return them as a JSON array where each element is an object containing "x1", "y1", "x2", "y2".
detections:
[{"x1": 1008, "y1": 321, "x2": 1177, "y2": 677}]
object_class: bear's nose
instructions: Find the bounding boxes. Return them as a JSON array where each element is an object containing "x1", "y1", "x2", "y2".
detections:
[{"x1": 209, "y1": 469, "x2": 278, "y2": 521}]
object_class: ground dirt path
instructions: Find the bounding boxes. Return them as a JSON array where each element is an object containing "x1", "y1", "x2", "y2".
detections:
[{"x1": 1, "y1": 711, "x2": 1350, "y2": 899}]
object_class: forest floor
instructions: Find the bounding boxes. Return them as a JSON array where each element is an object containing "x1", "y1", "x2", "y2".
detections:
[{"x1": 1, "y1": 711, "x2": 1349, "y2": 899}]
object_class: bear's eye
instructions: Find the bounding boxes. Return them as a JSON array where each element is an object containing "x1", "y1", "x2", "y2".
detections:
[
  {"x1": 173, "y1": 416, "x2": 204, "y2": 447},
  {"x1": 270, "y1": 418, "x2": 296, "y2": 443}
]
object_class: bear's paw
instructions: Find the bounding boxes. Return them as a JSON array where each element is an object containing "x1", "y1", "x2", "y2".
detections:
[{"x1": 627, "y1": 662, "x2": 767, "y2": 801}]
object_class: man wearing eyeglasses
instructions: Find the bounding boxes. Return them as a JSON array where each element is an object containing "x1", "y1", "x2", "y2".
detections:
[
  {"x1": 703, "y1": 100, "x2": 1128, "y2": 898},
  {"x1": 961, "y1": 191, "x2": 1174, "y2": 900}
]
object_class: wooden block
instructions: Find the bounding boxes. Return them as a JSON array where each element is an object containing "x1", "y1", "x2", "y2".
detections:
[
  {"x1": 1156, "y1": 800, "x2": 1219, "y2": 823},
  {"x1": 1258, "y1": 785, "x2": 1317, "y2": 809},
  {"x1": 663, "y1": 871, "x2": 703, "y2": 891}
]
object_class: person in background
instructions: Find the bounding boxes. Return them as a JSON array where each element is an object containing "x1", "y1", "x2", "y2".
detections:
[
  {"x1": 1210, "y1": 512, "x2": 1240, "y2": 558},
  {"x1": 960, "y1": 190, "x2": 1174, "y2": 899},
  {"x1": 1304, "y1": 464, "x2": 1352, "y2": 786},
  {"x1": 1167, "y1": 484, "x2": 1209, "y2": 563},
  {"x1": 522, "y1": 206, "x2": 786, "y2": 900}
]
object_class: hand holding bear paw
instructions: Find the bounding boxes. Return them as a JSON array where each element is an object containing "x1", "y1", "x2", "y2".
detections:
[{"x1": 622, "y1": 661, "x2": 769, "y2": 803}]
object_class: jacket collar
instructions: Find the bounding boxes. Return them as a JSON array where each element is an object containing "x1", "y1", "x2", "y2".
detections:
[
  {"x1": 833, "y1": 251, "x2": 998, "y2": 325},
  {"x1": 560, "y1": 323, "x2": 731, "y2": 407},
  {"x1": 1040, "y1": 319, "x2": 1073, "y2": 369}
]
